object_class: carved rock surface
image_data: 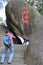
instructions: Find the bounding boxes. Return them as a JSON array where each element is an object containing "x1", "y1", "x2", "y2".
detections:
[
  {"x1": 5, "y1": 0, "x2": 37, "y2": 39},
  {"x1": 25, "y1": 16, "x2": 43, "y2": 65}
]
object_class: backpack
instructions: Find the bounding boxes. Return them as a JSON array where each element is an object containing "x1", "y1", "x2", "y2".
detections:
[{"x1": 3, "y1": 35, "x2": 11, "y2": 47}]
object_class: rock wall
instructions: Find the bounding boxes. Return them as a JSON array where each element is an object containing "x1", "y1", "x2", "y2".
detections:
[
  {"x1": 0, "y1": 25, "x2": 6, "y2": 47},
  {"x1": 5, "y1": 1, "x2": 43, "y2": 65},
  {"x1": 24, "y1": 16, "x2": 43, "y2": 65},
  {"x1": 5, "y1": 0, "x2": 38, "y2": 40}
]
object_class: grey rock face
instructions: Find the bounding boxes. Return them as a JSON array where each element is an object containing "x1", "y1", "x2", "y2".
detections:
[
  {"x1": 5, "y1": 0, "x2": 37, "y2": 40},
  {"x1": 5, "y1": 1, "x2": 43, "y2": 65},
  {"x1": 24, "y1": 16, "x2": 43, "y2": 65},
  {"x1": 0, "y1": 25, "x2": 6, "y2": 47}
]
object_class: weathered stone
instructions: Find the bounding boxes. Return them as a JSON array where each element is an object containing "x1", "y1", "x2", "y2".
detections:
[
  {"x1": 5, "y1": 0, "x2": 38, "y2": 40},
  {"x1": 24, "y1": 16, "x2": 43, "y2": 65},
  {"x1": 5, "y1": 0, "x2": 43, "y2": 65},
  {"x1": 0, "y1": 25, "x2": 6, "y2": 47}
]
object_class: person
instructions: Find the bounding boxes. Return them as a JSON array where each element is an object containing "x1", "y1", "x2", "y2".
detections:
[{"x1": 0, "y1": 30, "x2": 16, "y2": 64}]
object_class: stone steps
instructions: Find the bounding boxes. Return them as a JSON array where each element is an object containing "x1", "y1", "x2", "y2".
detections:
[{"x1": 0, "y1": 44, "x2": 27, "y2": 65}]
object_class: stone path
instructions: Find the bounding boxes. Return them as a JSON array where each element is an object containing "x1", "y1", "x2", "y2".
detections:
[{"x1": 0, "y1": 44, "x2": 27, "y2": 65}]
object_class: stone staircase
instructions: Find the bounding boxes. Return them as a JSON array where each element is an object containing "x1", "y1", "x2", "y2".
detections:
[{"x1": 0, "y1": 44, "x2": 27, "y2": 65}]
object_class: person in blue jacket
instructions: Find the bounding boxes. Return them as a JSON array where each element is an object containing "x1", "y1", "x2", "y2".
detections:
[{"x1": 0, "y1": 30, "x2": 16, "y2": 64}]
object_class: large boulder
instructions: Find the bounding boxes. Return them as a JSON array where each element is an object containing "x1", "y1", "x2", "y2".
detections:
[
  {"x1": 5, "y1": 0, "x2": 43, "y2": 65},
  {"x1": 24, "y1": 16, "x2": 43, "y2": 65},
  {"x1": 5, "y1": 0, "x2": 38, "y2": 40}
]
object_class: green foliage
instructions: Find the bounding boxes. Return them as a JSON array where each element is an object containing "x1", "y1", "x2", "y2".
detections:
[
  {"x1": 26, "y1": 0, "x2": 43, "y2": 15},
  {"x1": 38, "y1": 6, "x2": 43, "y2": 15},
  {"x1": 27, "y1": 0, "x2": 34, "y2": 6}
]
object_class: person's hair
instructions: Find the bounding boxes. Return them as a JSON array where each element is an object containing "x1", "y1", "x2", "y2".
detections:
[
  {"x1": 6, "y1": 30, "x2": 9, "y2": 33},
  {"x1": 6, "y1": 29, "x2": 11, "y2": 33}
]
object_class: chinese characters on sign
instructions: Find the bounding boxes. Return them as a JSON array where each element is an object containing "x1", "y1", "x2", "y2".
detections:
[{"x1": 22, "y1": 5, "x2": 30, "y2": 24}]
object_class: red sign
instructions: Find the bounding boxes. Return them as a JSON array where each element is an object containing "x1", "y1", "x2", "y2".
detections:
[
  {"x1": 23, "y1": 20, "x2": 30, "y2": 24},
  {"x1": 23, "y1": 10, "x2": 28, "y2": 15},
  {"x1": 21, "y1": 5, "x2": 30, "y2": 24},
  {"x1": 23, "y1": 15, "x2": 30, "y2": 19}
]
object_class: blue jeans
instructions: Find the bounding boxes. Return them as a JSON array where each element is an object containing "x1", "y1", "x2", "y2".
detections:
[{"x1": 1, "y1": 45, "x2": 14, "y2": 63}]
